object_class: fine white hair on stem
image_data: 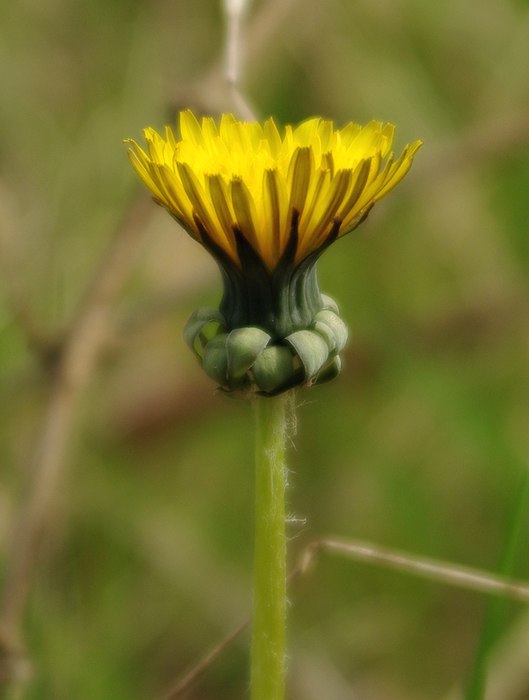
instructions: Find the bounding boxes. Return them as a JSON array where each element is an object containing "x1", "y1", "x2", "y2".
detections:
[{"x1": 222, "y1": 0, "x2": 257, "y2": 120}]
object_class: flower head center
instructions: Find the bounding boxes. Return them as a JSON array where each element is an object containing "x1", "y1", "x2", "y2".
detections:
[{"x1": 127, "y1": 110, "x2": 421, "y2": 270}]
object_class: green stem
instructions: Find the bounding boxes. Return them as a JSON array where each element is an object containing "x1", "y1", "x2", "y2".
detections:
[{"x1": 251, "y1": 393, "x2": 289, "y2": 700}]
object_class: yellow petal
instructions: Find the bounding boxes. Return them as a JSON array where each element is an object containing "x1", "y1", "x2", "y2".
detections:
[
  {"x1": 219, "y1": 113, "x2": 237, "y2": 144},
  {"x1": 153, "y1": 165, "x2": 194, "y2": 229},
  {"x1": 201, "y1": 116, "x2": 218, "y2": 142},
  {"x1": 318, "y1": 120, "x2": 335, "y2": 152},
  {"x1": 230, "y1": 177, "x2": 260, "y2": 254},
  {"x1": 336, "y1": 159, "x2": 371, "y2": 226},
  {"x1": 206, "y1": 174, "x2": 237, "y2": 255},
  {"x1": 299, "y1": 169, "x2": 352, "y2": 258},
  {"x1": 287, "y1": 147, "x2": 313, "y2": 217},
  {"x1": 373, "y1": 140, "x2": 422, "y2": 200},
  {"x1": 127, "y1": 147, "x2": 164, "y2": 200},
  {"x1": 177, "y1": 161, "x2": 222, "y2": 244},
  {"x1": 299, "y1": 168, "x2": 331, "y2": 239},
  {"x1": 263, "y1": 118, "x2": 282, "y2": 157},
  {"x1": 293, "y1": 117, "x2": 321, "y2": 146},
  {"x1": 126, "y1": 111, "x2": 421, "y2": 270},
  {"x1": 263, "y1": 168, "x2": 289, "y2": 263},
  {"x1": 179, "y1": 110, "x2": 203, "y2": 145}
]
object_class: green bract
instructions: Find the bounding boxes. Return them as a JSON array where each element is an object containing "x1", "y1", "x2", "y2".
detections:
[{"x1": 184, "y1": 294, "x2": 348, "y2": 396}]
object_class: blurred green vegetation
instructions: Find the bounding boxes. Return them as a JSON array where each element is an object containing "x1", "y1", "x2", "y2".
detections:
[{"x1": 1, "y1": 0, "x2": 529, "y2": 698}]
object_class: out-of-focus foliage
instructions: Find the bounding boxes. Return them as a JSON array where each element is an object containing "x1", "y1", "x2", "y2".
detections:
[{"x1": 1, "y1": 1, "x2": 529, "y2": 698}]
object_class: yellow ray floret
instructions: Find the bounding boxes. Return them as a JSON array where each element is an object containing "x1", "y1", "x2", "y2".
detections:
[{"x1": 126, "y1": 110, "x2": 422, "y2": 270}]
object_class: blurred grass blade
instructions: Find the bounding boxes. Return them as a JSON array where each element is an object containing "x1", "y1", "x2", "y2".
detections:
[{"x1": 465, "y1": 470, "x2": 529, "y2": 700}]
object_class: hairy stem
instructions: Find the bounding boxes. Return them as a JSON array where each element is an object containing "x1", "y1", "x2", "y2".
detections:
[{"x1": 251, "y1": 393, "x2": 289, "y2": 700}]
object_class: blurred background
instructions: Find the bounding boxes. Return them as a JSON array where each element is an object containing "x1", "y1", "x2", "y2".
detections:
[{"x1": 1, "y1": 0, "x2": 529, "y2": 698}]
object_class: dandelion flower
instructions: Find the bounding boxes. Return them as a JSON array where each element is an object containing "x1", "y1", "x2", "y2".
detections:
[{"x1": 126, "y1": 111, "x2": 421, "y2": 395}]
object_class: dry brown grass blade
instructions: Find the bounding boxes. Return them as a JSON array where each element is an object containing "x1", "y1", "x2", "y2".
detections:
[
  {"x1": 160, "y1": 620, "x2": 250, "y2": 700},
  {"x1": 158, "y1": 536, "x2": 529, "y2": 698},
  {"x1": 173, "y1": 0, "x2": 301, "y2": 115},
  {"x1": 301, "y1": 538, "x2": 529, "y2": 603},
  {"x1": 0, "y1": 193, "x2": 151, "y2": 688}
]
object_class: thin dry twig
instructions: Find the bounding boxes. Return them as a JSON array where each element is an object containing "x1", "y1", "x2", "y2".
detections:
[
  {"x1": 173, "y1": 0, "x2": 301, "y2": 115},
  {"x1": 301, "y1": 537, "x2": 529, "y2": 603},
  {"x1": 159, "y1": 535, "x2": 529, "y2": 698},
  {"x1": 161, "y1": 620, "x2": 250, "y2": 700},
  {"x1": 223, "y1": 0, "x2": 256, "y2": 120},
  {"x1": 0, "y1": 193, "x2": 151, "y2": 687}
]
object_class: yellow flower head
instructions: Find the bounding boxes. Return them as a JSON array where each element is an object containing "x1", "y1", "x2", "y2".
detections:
[
  {"x1": 126, "y1": 111, "x2": 421, "y2": 395},
  {"x1": 126, "y1": 110, "x2": 421, "y2": 270}
]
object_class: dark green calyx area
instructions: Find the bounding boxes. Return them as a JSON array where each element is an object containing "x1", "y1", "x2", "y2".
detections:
[
  {"x1": 186, "y1": 212, "x2": 347, "y2": 396},
  {"x1": 220, "y1": 228, "x2": 323, "y2": 339},
  {"x1": 196, "y1": 210, "x2": 340, "y2": 340},
  {"x1": 184, "y1": 297, "x2": 348, "y2": 398}
]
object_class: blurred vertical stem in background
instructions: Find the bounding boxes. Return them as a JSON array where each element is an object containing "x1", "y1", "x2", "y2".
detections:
[{"x1": 251, "y1": 393, "x2": 289, "y2": 700}]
